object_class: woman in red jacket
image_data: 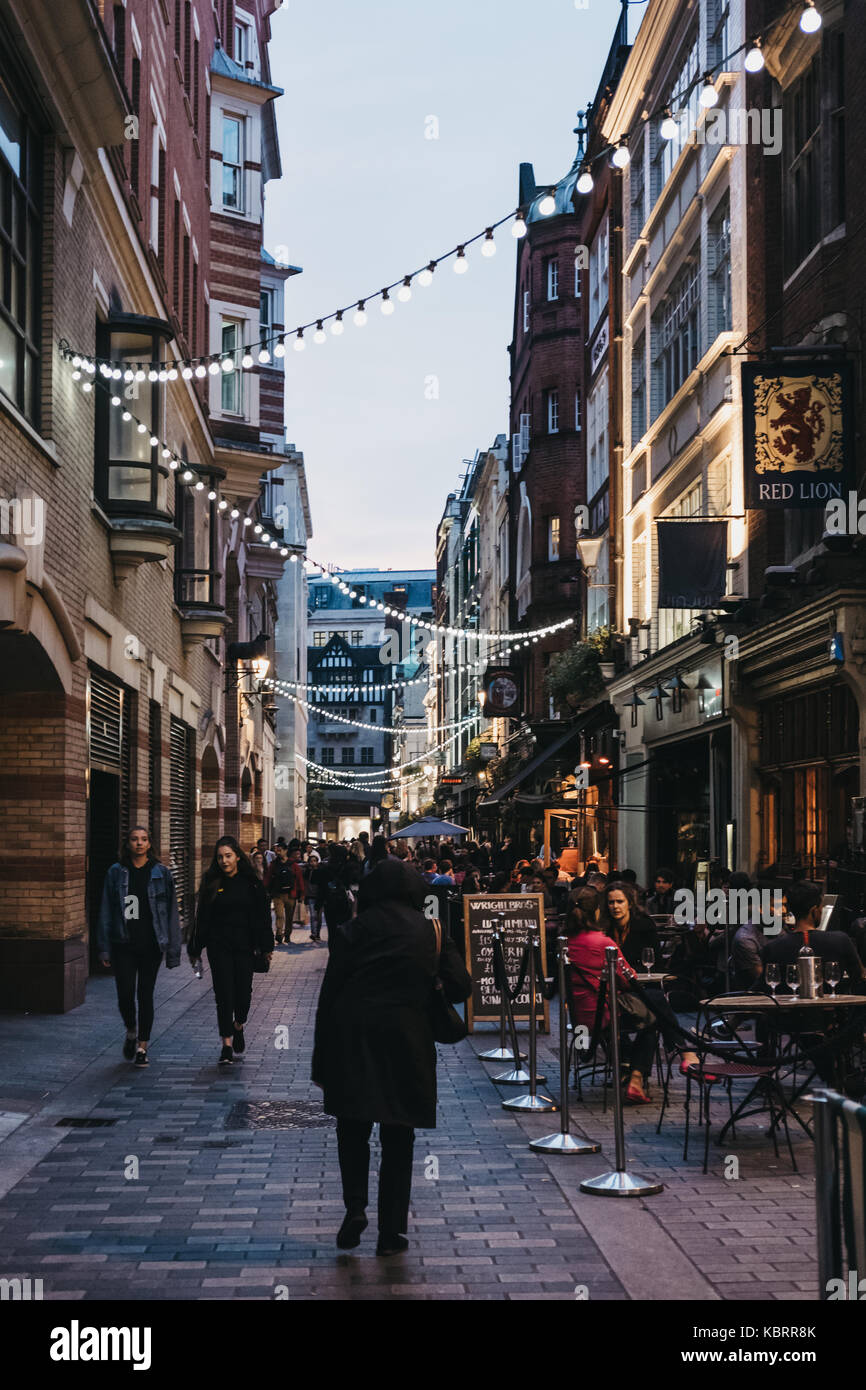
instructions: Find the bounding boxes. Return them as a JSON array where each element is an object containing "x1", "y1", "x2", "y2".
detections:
[{"x1": 566, "y1": 888, "x2": 705, "y2": 1103}]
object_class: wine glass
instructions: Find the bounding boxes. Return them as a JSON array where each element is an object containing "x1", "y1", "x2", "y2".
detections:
[
  {"x1": 786, "y1": 963, "x2": 800, "y2": 997},
  {"x1": 641, "y1": 946, "x2": 655, "y2": 977},
  {"x1": 825, "y1": 960, "x2": 841, "y2": 997},
  {"x1": 765, "y1": 962, "x2": 780, "y2": 997}
]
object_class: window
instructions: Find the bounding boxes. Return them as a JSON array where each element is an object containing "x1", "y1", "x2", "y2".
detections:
[
  {"x1": 351, "y1": 630, "x2": 363, "y2": 645},
  {"x1": 586, "y1": 535, "x2": 609, "y2": 632},
  {"x1": 522, "y1": 288, "x2": 530, "y2": 332},
  {"x1": 260, "y1": 289, "x2": 273, "y2": 348},
  {"x1": 113, "y1": 5, "x2": 127, "y2": 81},
  {"x1": 575, "y1": 389, "x2": 582, "y2": 432},
  {"x1": 708, "y1": 195, "x2": 731, "y2": 340},
  {"x1": 191, "y1": 256, "x2": 199, "y2": 355},
  {"x1": 183, "y1": 1, "x2": 192, "y2": 94},
  {"x1": 182, "y1": 233, "x2": 191, "y2": 342},
  {"x1": 587, "y1": 368, "x2": 609, "y2": 500},
  {"x1": 629, "y1": 133, "x2": 645, "y2": 242},
  {"x1": 220, "y1": 321, "x2": 242, "y2": 413},
  {"x1": 130, "y1": 55, "x2": 141, "y2": 191},
  {"x1": 341, "y1": 747, "x2": 355, "y2": 765},
  {"x1": 657, "y1": 483, "x2": 703, "y2": 648},
  {"x1": 313, "y1": 632, "x2": 327, "y2": 648},
  {"x1": 313, "y1": 586, "x2": 329, "y2": 608},
  {"x1": 651, "y1": 251, "x2": 699, "y2": 420},
  {"x1": 95, "y1": 318, "x2": 171, "y2": 515},
  {"x1": 655, "y1": 34, "x2": 699, "y2": 201},
  {"x1": 193, "y1": 39, "x2": 200, "y2": 137},
  {"x1": 545, "y1": 388, "x2": 559, "y2": 434},
  {"x1": 307, "y1": 747, "x2": 315, "y2": 763},
  {"x1": 320, "y1": 747, "x2": 335, "y2": 765},
  {"x1": 150, "y1": 124, "x2": 166, "y2": 257},
  {"x1": 222, "y1": 114, "x2": 243, "y2": 210},
  {"x1": 499, "y1": 519, "x2": 509, "y2": 582},
  {"x1": 707, "y1": 0, "x2": 730, "y2": 74},
  {"x1": 589, "y1": 217, "x2": 609, "y2": 329},
  {"x1": 330, "y1": 630, "x2": 348, "y2": 642},
  {"x1": 361, "y1": 747, "x2": 374, "y2": 765},
  {"x1": 784, "y1": 36, "x2": 844, "y2": 278},
  {"x1": 545, "y1": 257, "x2": 559, "y2": 301},
  {"x1": 574, "y1": 252, "x2": 583, "y2": 297},
  {"x1": 369, "y1": 709, "x2": 377, "y2": 723},
  {"x1": 631, "y1": 332, "x2": 646, "y2": 446},
  {"x1": 234, "y1": 20, "x2": 250, "y2": 66},
  {"x1": 631, "y1": 534, "x2": 646, "y2": 625},
  {"x1": 547, "y1": 516, "x2": 560, "y2": 561},
  {"x1": 0, "y1": 70, "x2": 41, "y2": 423}
]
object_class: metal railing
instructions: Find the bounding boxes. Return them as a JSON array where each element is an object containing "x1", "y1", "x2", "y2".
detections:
[{"x1": 812, "y1": 1088, "x2": 866, "y2": 1298}]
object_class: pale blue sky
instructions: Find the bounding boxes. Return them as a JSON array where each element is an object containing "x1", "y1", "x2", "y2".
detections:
[{"x1": 265, "y1": 0, "x2": 631, "y2": 569}]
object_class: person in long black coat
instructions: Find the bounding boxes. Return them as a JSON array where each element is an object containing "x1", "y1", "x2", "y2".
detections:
[{"x1": 312, "y1": 858, "x2": 470, "y2": 1256}]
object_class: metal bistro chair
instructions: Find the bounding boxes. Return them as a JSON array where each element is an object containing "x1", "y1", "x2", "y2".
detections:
[
  {"x1": 813, "y1": 1088, "x2": 866, "y2": 1298},
  {"x1": 566, "y1": 967, "x2": 616, "y2": 1112}
]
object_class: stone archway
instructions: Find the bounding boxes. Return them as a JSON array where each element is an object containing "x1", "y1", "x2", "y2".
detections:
[{"x1": 200, "y1": 743, "x2": 221, "y2": 875}]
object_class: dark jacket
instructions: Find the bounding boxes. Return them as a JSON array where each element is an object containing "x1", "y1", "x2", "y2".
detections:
[
  {"x1": 187, "y1": 872, "x2": 274, "y2": 959},
  {"x1": 97, "y1": 861, "x2": 182, "y2": 966},
  {"x1": 605, "y1": 909, "x2": 659, "y2": 972},
  {"x1": 312, "y1": 860, "x2": 471, "y2": 1128}
]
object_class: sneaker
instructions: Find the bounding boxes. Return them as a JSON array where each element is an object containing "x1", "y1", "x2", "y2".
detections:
[
  {"x1": 375, "y1": 1233, "x2": 408, "y2": 1257},
  {"x1": 218, "y1": 1044, "x2": 234, "y2": 1067},
  {"x1": 133, "y1": 1049, "x2": 149, "y2": 1068},
  {"x1": 123, "y1": 1035, "x2": 137, "y2": 1061},
  {"x1": 232, "y1": 1026, "x2": 245, "y2": 1054}
]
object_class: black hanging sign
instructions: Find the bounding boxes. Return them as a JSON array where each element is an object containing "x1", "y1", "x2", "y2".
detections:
[
  {"x1": 481, "y1": 667, "x2": 522, "y2": 718},
  {"x1": 656, "y1": 520, "x2": 727, "y2": 609},
  {"x1": 741, "y1": 359, "x2": 853, "y2": 509}
]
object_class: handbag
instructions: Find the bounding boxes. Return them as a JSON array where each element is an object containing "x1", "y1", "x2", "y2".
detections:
[{"x1": 430, "y1": 919, "x2": 468, "y2": 1044}]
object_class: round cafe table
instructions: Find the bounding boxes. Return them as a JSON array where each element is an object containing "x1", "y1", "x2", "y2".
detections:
[
  {"x1": 702, "y1": 993, "x2": 864, "y2": 1009},
  {"x1": 635, "y1": 973, "x2": 675, "y2": 985}
]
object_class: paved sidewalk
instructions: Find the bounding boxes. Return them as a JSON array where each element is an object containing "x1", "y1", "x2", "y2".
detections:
[{"x1": 0, "y1": 935, "x2": 818, "y2": 1301}]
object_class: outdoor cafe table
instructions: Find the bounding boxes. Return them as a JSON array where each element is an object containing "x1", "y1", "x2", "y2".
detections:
[
  {"x1": 635, "y1": 973, "x2": 676, "y2": 985},
  {"x1": 701, "y1": 994, "x2": 864, "y2": 1010}
]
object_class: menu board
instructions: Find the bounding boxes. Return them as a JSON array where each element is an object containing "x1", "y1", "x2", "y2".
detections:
[{"x1": 463, "y1": 894, "x2": 549, "y2": 1033}]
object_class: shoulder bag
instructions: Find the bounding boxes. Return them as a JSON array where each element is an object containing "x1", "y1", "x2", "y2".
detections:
[{"x1": 430, "y1": 919, "x2": 468, "y2": 1044}]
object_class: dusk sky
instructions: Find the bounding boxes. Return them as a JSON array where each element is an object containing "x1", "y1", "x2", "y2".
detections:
[{"x1": 265, "y1": 0, "x2": 634, "y2": 571}]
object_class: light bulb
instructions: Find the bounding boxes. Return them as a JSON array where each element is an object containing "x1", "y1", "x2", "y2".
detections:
[
  {"x1": 660, "y1": 111, "x2": 678, "y2": 140},
  {"x1": 167, "y1": 368, "x2": 178, "y2": 381},
  {"x1": 281, "y1": 547, "x2": 288, "y2": 556},
  {"x1": 314, "y1": 322, "x2": 326, "y2": 344},
  {"x1": 512, "y1": 214, "x2": 527, "y2": 238},
  {"x1": 82, "y1": 381, "x2": 92, "y2": 392},
  {"x1": 481, "y1": 230, "x2": 496, "y2": 257},
  {"x1": 136, "y1": 422, "x2": 147, "y2": 434},
  {"x1": 111, "y1": 395, "x2": 121, "y2": 407},
  {"x1": 195, "y1": 364, "x2": 207, "y2": 378},
  {"x1": 418, "y1": 263, "x2": 435, "y2": 286},
  {"x1": 158, "y1": 369, "x2": 168, "y2": 382},
  {"x1": 241, "y1": 352, "x2": 254, "y2": 369},
  {"x1": 258, "y1": 346, "x2": 271, "y2": 364},
  {"x1": 799, "y1": 1, "x2": 821, "y2": 31},
  {"x1": 135, "y1": 369, "x2": 146, "y2": 382},
  {"x1": 230, "y1": 508, "x2": 240, "y2": 519},
  {"x1": 169, "y1": 457, "x2": 179, "y2": 470},
  {"x1": 112, "y1": 368, "x2": 122, "y2": 380},
  {"x1": 744, "y1": 42, "x2": 765, "y2": 72},
  {"x1": 219, "y1": 498, "x2": 228, "y2": 509},
  {"x1": 182, "y1": 469, "x2": 193, "y2": 482},
  {"x1": 122, "y1": 410, "x2": 132, "y2": 422},
  {"x1": 72, "y1": 355, "x2": 81, "y2": 368},
  {"x1": 208, "y1": 361, "x2": 221, "y2": 376},
  {"x1": 576, "y1": 169, "x2": 593, "y2": 195},
  {"x1": 612, "y1": 141, "x2": 630, "y2": 168},
  {"x1": 148, "y1": 370, "x2": 158, "y2": 382},
  {"x1": 538, "y1": 190, "x2": 557, "y2": 216},
  {"x1": 221, "y1": 357, "x2": 234, "y2": 373},
  {"x1": 331, "y1": 313, "x2": 344, "y2": 335},
  {"x1": 699, "y1": 75, "x2": 718, "y2": 108},
  {"x1": 380, "y1": 291, "x2": 394, "y2": 315},
  {"x1": 254, "y1": 524, "x2": 263, "y2": 535},
  {"x1": 123, "y1": 369, "x2": 133, "y2": 382},
  {"x1": 208, "y1": 489, "x2": 217, "y2": 500},
  {"x1": 149, "y1": 435, "x2": 159, "y2": 446},
  {"x1": 275, "y1": 337, "x2": 286, "y2": 356},
  {"x1": 454, "y1": 247, "x2": 468, "y2": 273},
  {"x1": 72, "y1": 369, "x2": 81, "y2": 380},
  {"x1": 195, "y1": 480, "x2": 204, "y2": 491},
  {"x1": 243, "y1": 516, "x2": 252, "y2": 527},
  {"x1": 182, "y1": 365, "x2": 194, "y2": 379},
  {"x1": 354, "y1": 302, "x2": 367, "y2": 326},
  {"x1": 398, "y1": 277, "x2": 412, "y2": 302}
]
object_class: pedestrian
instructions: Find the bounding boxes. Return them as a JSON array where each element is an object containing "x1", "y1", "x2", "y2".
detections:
[
  {"x1": 645, "y1": 867, "x2": 676, "y2": 916},
  {"x1": 305, "y1": 849, "x2": 323, "y2": 939},
  {"x1": 312, "y1": 859, "x2": 471, "y2": 1255},
  {"x1": 97, "y1": 826, "x2": 181, "y2": 1067},
  {"x1": 251, "y1": 850, "x2": 266, "y2": 881},
  {"x1": 187, "y1": 836, "x2": 274, "y2": 1067},
  {"x1": 267, "y1": 841, "x2": 305, "y2": 944}
]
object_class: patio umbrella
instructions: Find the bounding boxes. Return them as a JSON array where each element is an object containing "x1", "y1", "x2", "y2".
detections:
[{"x1": 388, "y1": 816, "x2": 470, "y2": 839}]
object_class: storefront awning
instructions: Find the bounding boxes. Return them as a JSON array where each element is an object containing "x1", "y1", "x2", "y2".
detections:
[{"x1": 477, "y1": 725, "x2": 581, "y2": 807}]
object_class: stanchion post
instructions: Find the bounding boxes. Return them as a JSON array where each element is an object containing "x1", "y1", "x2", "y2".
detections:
[
  {"x1": 579, "y1": 946, "x2": 663, "y2": 1197},
  {"x1": 502, "y1": 925, "x2": 555, "y2": 1111},
  {"x1": 530, "y1": 935, "x2": 600, "y2": 1154},
  {"x1": 811, "y1": 1089, "x2": 841, "y2": 1297},
  {"x1": 480, "y1": 913, "x2": 526, "y2": 1063}
]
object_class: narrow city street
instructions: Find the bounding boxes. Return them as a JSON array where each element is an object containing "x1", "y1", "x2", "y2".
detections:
[{"x1": 0, "y1": 937, "x2": 818, "y2": 1302}]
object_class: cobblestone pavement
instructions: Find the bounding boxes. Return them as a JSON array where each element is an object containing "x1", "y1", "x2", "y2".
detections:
[{"x1": 0, "y1": 933, "x2": 818, "y2": 1301}]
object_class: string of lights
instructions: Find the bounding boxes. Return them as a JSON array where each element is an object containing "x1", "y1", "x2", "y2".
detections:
[
  {"x1": 298, "y1": 716, "x2": 482, "y2": 783},
  {"x1": 273, "y1": 664, "x2": 484, "y2": 697},
  {"x1": 265, "y1": 681, "x2": 476, "y2": 736}
]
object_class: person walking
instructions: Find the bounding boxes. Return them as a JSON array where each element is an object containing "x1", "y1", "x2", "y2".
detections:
[
  {"x1": 313, "y1": 859, "x2": 471, "y2": 1255},
  {"x1": 97, "y1": 826, "x2": 181, "y2": 1067},
  {"x1": 267, "y1": 842, "x2": 305, "y2": 944},
  {"x1": 188, "y1": 837, "x2": 274, "y2": 1067}
]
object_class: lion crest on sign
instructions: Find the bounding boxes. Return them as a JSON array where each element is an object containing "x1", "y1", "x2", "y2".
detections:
[{"x1": 753, "y1": 373, "x2": 845, "y2": 475}]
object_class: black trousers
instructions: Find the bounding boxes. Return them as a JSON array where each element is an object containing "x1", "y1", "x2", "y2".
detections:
[
  {"x1": 207, "y1": 943, "x2": 254, "y2": 1038},
  {"x1": 336, "y1": 1118, "x2": 415, "y2": 1235},
  {"x1": 111, "y1": 945, "x2": 162, "y2": 1041}
]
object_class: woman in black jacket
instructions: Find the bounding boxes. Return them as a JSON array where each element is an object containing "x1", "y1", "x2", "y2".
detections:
[
  {"x1": 312, "y1": 858, "x2": 471, "y2": 1256},
  {"x1": 601, "y1": 880, "x2": 659, "y2": 972},
  {"x1": 188, "y1": 836, "x2": 274, "y2": 1067}
]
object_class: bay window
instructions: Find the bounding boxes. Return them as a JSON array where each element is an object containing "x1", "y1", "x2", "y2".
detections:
[
  {"x1": 222, "y1": 114, "x2": 244, "y2": 211},
  {"x1": 0, "y1": 69, "x2": 41, "y2": 424},
  {"x1": 95, "y1": 315, "x2": 172, "y2": 517}
]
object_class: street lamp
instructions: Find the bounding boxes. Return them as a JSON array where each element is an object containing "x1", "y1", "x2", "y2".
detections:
[{"x1": 226, "y1": 632, "x2": 271, "y2": 697}]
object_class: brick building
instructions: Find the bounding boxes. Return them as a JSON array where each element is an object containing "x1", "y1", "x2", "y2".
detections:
[{"x1": 0, "y1": 0, "x2": 298, "y2": 1011}]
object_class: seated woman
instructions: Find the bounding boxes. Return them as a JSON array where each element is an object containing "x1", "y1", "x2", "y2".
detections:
[
  {"x1": 601, "y1": 880, "x2": 659, "y2": 971},
  {"x1": 566, "y1": 888, "x2": 708, "y2": 1103}
]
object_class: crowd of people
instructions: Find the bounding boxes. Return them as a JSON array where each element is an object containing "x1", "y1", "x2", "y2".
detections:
[{"x1": 96, "y1": 825, "x2": 866, "y2": 1253}]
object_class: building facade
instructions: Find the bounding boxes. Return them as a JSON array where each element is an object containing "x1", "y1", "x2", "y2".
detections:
[{"x1": 0, "y1": 0, "x2": 295, "y2": 1010}]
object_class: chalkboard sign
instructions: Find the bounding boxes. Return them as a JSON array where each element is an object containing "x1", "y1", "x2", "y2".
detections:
[{"x1": 463, "y1": 895, "x2": 549, "y2": 1033}]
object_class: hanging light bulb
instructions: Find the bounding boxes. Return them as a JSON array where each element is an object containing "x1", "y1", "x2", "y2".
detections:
[
  {"x1": 122, "y1": 410, "x2": 132, "y2": 422},
  {"x1": 799, "y1": 0, "x2": 821, "y2": 31},
  {"x1": 380, "y1": 289, "x2": 395, "y2": 314},
  {"x1": 744, "y1": 39, "x2": 765, "y2": 72},
  {"x1": 82, "y1": 380, "x2": 92, "y2": 392},
  {"x1": 331, "y1": 312, "x2": 344, "y2": 335},
  {"x1": 294, "y1": 330, "x2": 306, "y2": 352},
  {"x1": 72, "y1": 369, "x2": 81, "y2": 380},
  {"x1": 454, "y1": 247, "x2": 468, "y2": 274},
  {"x1": 134, "y1": 368, "x2": 146, "y2": 382},
  {"x1": 611, "y1": 140, "x2": 630, "y2": 169},
  {"x1": 169, "y1": 457, "x2": 179, "y2": 470},
  {"x1": 418, "y1": 261, "x2": 436, "y2": 286},
  {"x1": 398, "y1": 276, "x2": 412, "y2": 302},
  {"x1": 576, "y1": 167, "x2": 594, "y2": 195},
  {"x1": 158, "y1": 369, "x2": 169, "y2": 382},
  {"x1": 313, "y1": 321, "x2": 327, "y2": 344},
  {"x1": 258, "y1": 345, "x2": 271, "y2": 364},
  {"x1": 699, "y1": 73, "x2": 719, "y2": 107},
  {"x1": 148, "y1": 369, "x2": 159, "y2": 382},
  {"x1": 660, "y1": 107, "x2": 678, "y2": 140},
  {"x1": 111, "y1": 395, "x2": 121, "y2": 407},
  {"x1": 221, "y1": 356, "x2": 234, "y2": 373},
  {"x1": 208, "y1": 361, "x2": 221, "y2": 376},
  {"x1": 230, "y1": 507, "x2": 240, "y2": 519},
  {"x1": 182, "y1": 365, "x2": 194, "y2": 380},
  {"x1": 149, "y1": 434, "x2": 159, "y2": 446},
  {"x1": 208, "y1": 489, "x2": 217, "y2": 500},
  {"x1": 241, "y1": 351, "x2": 254, "y2": 369},
  {"x1": 354, "y1": 300, "x2": 368, "y2": 326},
  {"x1": 136, "y1": 422, "x2": 147, "y2": 434},
  {"x1": 481, "y1": 228, "x2": 496, "y2": 257},
  {"x1": 512, "y1": 211, "x2": 527, "y2": 238},
  {"x1": 112, "y1": 368, "x2": 123, "y2": 380},
  {"x1": 218, "y1": 498, "x2": 228, "y2": 510},
  {"x1": 123, "y1": 368, "x2": 134, "y2": 382},
  {"x1": 538, "y1": 188, "x2": 557, "y2": 216},
  {"x1": 167, "y1": 368, "x2": 178, "y2": 381},
  {"x1": 243, "y1": 516, "x2": 252, "y2": 527},
  {"x1": 182, "y1": 469, "x2": 194, "y2": 482},
  {"x1": 195, "y1": 364, "x2": 207, "y2": 378},
  {"x1": 195, "y1": 480, "x2": 205, "y2": 491},
  {"x1": 162, "y1": 447, "x2": 171, "y2": 459},
  {"x1": 274, "y1": 336, "x2": 286, "y2": 358}
]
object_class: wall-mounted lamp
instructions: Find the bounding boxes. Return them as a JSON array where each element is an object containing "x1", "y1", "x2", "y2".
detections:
[
  {"x1": 666, "y1": 672, "x2": 688, "y2": 714},
  {"x1": 695, "y1": 674, "x2": 713, "y2": 713},
  {"x1": 647, "y1": 683, "x2": 671, "y2": 722},
  {"x1": 226, "y1": 632, "x2": 271, "y2": 696},
  {"x1": 626, "y1": 689, "x2": 645, "y2": 729}
]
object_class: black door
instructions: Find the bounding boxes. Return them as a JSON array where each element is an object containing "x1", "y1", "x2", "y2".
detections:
[{"x1": 88, "y1": 769, "x2": 120, "y2": 968}]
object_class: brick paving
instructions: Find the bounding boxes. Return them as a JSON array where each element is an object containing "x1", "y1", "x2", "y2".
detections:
[{"x1": 0, "y1": 932, "x2": 818, "y2": 1301}]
